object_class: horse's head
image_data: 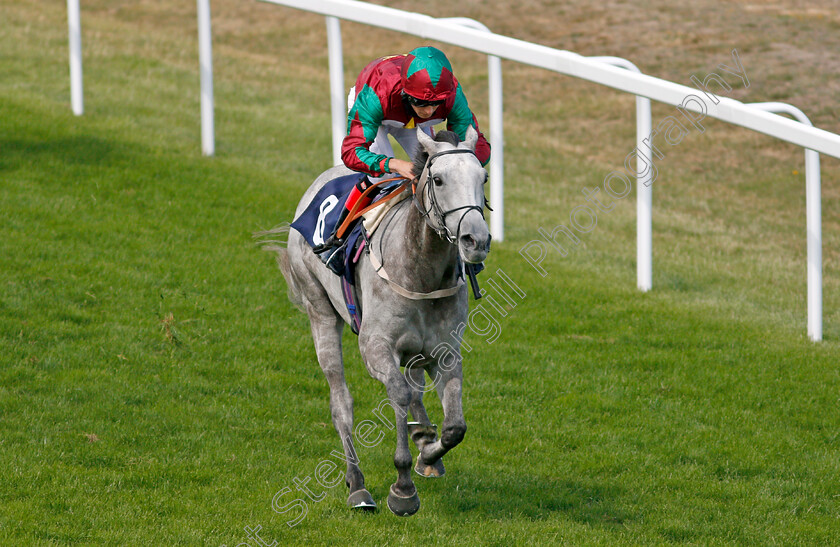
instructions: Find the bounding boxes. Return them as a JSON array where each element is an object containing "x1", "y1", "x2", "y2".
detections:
[{"x1": 413, "y1": 127, "x2": 491, "y2": 264}]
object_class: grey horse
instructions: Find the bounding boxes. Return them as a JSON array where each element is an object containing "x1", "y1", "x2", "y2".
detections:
[{"x1": 265, "y1": 127, "x2": 490, "y2": 516}]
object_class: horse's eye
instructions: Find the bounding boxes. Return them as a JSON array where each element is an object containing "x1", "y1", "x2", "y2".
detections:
[
  {"x1": 483, "y1": 171, "x2": 489, "y2": 184},
  {"x1": 433, "y1": 175, "x2": 443, "y2": 186}
]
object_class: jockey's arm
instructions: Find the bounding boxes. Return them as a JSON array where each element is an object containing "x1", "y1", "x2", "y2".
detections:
[{"x1": 341, "y1": 85, "x2": 394, "y2": 177}]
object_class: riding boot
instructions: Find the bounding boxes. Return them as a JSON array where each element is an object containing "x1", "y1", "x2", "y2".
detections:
[{"x1": 313, "y1": 206, "x2": 352, "y2": 253}]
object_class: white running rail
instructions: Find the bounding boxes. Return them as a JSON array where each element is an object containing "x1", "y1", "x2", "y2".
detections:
[
  {"x1": 66, "y1": 0, "x2": 839, "y2": 340},
  {"x1": 257, "y1": 0, "x2": 840, "y2": 340}
]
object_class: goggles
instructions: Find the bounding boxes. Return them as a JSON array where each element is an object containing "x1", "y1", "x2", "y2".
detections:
[{"x1": 405, "y1": 94, "x2": 445, "y2": 108}]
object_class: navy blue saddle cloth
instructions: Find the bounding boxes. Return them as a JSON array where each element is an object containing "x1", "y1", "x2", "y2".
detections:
[
  {"x1": 290, "y1": 173, "x2": 402, "y2": 282},
  {"x1": 290, "y1": 172, "x2": 367, "y2": 249}
]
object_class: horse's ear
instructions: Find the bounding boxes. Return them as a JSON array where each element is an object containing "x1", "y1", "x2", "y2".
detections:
[
  {"x1": 417, "y1": 128, "x2": 437, "y2": 154},
  {"x1": 461, "y1": 125, "x2": 479, "y2": 151}
]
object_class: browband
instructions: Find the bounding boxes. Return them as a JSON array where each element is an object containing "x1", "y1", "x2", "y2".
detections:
[{"x1": 426, "y1": 148, "x2": 477, "y2": 168}]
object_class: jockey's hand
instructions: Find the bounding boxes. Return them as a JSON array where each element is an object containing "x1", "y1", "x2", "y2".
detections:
[{"x1": 389, "y1": 159, "x2": 416, "y2": 181}]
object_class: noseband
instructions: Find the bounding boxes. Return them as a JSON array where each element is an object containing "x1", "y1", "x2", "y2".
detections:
[{"x1": 412, "y1": 148, "x2": 485, "y2": 244}]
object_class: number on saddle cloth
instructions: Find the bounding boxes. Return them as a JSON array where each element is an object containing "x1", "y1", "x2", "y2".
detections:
[{"x1": 290, "y1": 173, "x2": 368, "y2": 248}]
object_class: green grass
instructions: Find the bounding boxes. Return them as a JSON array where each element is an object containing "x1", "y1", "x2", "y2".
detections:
[{"x1": 2, "y1": 1, "x2": 840, "y2": 545}]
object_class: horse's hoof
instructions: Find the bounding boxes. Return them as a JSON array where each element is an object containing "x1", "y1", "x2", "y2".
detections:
[
  {"x1": 387, "y1": 484, "x2": 420, "y2": 516},
  {"x1": 414, "y1": 453, "x2": 445, "y2": 478},
  {"x1": 347, "y1": 489, "x2": 376, "y2": 511}
]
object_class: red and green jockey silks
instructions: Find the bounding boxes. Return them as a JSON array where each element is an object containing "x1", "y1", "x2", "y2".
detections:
[{"x1": 341, "y1": 47, "x2": 491, "y2": 177}]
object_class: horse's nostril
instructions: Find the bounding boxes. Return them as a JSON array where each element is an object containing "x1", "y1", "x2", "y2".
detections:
[{"x1": 460, "y1": 234, "x2": 476, "y2": 249}]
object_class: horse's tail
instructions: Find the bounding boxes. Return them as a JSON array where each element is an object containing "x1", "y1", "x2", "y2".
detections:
[{"x1": 253, "y1": 223, "x2": 304, "y2": 311}]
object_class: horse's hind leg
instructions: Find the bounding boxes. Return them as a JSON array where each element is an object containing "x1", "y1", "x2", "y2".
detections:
[
  {"x1": 307, "y1": 309, "x2": 374, "y2": 511},
  {"x1": 405, "y1": 366, "x2": 446, "y2": 478}
]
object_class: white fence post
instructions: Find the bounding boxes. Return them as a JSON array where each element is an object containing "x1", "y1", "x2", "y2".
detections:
[
  {"x1": 748, "y1": 102, "x2": 822, "y2": 341},
  {"x1": 588, "y1": 57, "x2": 652, "y2": 292},
  {"x1": 67, "y1": 0, "x2": 84, "y2": 115},
  {"x1": 197, "y1": 0, "x2": 215, "y2": 156},
  {"x1": 326, "y1": 16, "x2": 345, "y2": 166},
  {"x1": 806, "y1": 147, "x2": 822, "y2": 341},
  {"x1": 486, "y1": 48, "x2": 504, "y2": 242},
  {"x1": 636, "y1": 95, "x2": 653, "y2": 292},
  {"x1": 438, "y1": 18, "x2": 505, "y2": 241}
]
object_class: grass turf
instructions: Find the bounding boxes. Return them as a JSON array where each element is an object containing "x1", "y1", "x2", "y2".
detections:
[{"x1": 2, "y1": 0, "x2": 840, "y2": 545}]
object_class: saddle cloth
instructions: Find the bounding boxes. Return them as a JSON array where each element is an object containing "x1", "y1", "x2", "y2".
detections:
[
  {"x1": 290, "y1": 172, "x2": 408, "y2": 280},
  {"x1": 290, "y1": 172, "x2": 367, "y2": 249},
  {"x1": 289, "y1": 172, "x2": 407, "y2": 335}
]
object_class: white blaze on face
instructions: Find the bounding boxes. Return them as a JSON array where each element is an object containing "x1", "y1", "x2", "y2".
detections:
[{"x1": 313, "y1": 195, "x2": 339, "y2": 245}]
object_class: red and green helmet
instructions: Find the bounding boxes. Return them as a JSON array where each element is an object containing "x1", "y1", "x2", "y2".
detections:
[{"x1": 401, "y1": 46, "x2": 456, "y2": 102}]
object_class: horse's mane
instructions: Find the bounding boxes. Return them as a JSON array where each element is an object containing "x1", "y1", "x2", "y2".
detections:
[{"x1": 412, "y1": 131, "x2": 461, "y2": 177}]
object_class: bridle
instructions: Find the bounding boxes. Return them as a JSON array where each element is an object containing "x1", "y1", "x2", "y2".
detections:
[
  {"x1": 367, "y1": 146, "x2": 488, "y2": 300},
  {"x1": 411, "y1": 148, "x2": 486, "y2": 244}
]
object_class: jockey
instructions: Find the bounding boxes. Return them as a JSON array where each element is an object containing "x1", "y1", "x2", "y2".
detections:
[{"x1": 315, "y1": 46, "x2": 491, "y2": 251}]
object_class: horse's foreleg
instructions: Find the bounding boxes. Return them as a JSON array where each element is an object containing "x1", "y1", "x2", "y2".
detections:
[
  {"x1": 404, "y1": 365, "x2": 446, "y2": 478},
  {"x1": 360, "y1": 336, "x2": 420, "y2": 516},
  {"x1": 418, "y1": 362, "x2": 466, "y2": 467},
  {"x1": 309, "y1": 313, "x2": 374, "y2": 511},
  {"x1": 406, "y1": 365, "x2": 433, "y2": 426}
]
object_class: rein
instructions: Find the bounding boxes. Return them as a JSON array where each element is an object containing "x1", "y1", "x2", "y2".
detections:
[{"x1": 335, "y1": 176, "x2": 410, "y2": 240}]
